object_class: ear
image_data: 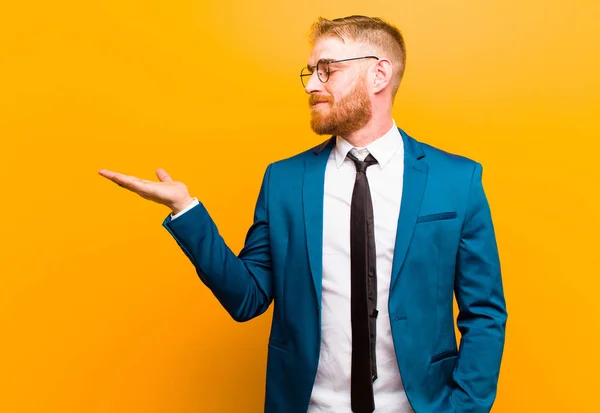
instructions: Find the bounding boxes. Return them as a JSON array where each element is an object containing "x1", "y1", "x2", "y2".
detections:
[{"x1": 371, "y1": 58, "x2": 393, "y2": 94}]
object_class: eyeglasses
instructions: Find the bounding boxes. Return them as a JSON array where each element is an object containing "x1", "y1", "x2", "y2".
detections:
[{"x1": 300, "y1": 55, "x2": 379, "y2": 88}]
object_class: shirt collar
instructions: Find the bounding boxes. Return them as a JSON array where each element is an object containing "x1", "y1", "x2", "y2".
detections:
[{"x1": 334, "y1": 120, "x2": 403, "y2": 169}]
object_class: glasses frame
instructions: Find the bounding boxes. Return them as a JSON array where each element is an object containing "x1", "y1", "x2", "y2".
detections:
[{"x1": 300, "y1": 55, "x2": 379, "y2": 88}]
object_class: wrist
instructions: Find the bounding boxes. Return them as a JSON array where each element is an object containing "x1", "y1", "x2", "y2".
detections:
[{"x1": 170, "y1": 196, "x2": 194, "y2": 215}]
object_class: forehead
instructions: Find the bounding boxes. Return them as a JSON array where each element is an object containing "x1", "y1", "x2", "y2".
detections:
[{"x1": 308, "y1": 36, "x2": 363, "y2": 64}]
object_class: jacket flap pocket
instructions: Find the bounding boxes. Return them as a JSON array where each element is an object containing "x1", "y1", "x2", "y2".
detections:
[
  {"x1": 416, "y1": 211, "x2": 457, "y2": 224},
  {"x1": 430, "y1": 349, "x2": 458, "y2": 364}
]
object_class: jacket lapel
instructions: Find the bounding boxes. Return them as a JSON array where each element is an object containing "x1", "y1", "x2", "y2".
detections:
[
  {"x1": 390, "y1": 129, "x2": 428, "y2": 291},
  {"x1": 303, "y1": 137, "x2": 335, "y2": 308}
]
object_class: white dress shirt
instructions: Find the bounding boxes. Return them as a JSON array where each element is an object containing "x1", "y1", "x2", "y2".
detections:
[
  {"x1": 308, "y1": 121, "x2": 413, "y2": 413},
  {"x1": 173, "y1": 121, "x2": 412, "y2": 412}
]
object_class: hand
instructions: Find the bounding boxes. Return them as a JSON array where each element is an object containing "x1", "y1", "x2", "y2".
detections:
[{"x1": 98, "y1": 168, "x2": 194, "y2": 214}]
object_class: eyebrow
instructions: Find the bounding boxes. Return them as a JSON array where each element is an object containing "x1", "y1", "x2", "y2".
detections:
[{"x1": 306, "y1": 58, "x2": 335, "y2": 70}]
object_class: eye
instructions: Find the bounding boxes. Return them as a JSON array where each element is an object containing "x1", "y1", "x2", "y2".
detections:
[{"x1": 317, "y1": 60, "x2": 331, "y2": 75}]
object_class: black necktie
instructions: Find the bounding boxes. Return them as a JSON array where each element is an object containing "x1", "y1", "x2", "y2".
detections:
[{"x1": 348, "y1": 151, "x2": 378, "y2": 413}]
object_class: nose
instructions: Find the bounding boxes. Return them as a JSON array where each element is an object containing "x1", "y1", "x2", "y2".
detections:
[{"x1": 304, "y1": 71, "x2": 324, "y2": 94}]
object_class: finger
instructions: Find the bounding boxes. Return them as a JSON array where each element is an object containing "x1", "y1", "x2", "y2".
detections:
[
  {"x1": 98, "y1": 169, "x2": 119, "y2": 179},
  {"x1": 110, "y1": 173, "x2": 148, "y2": 192},
  {"x1": 99, "y1": 169, "x2": 143, "y2": 186},
  {"x1": 155, "y1": 168, "x2": 173, "y2": 183},
  {"x1": 99, "y1": 170, "x2": 130, "y2": 188},
  {"x1": 99, "y1": 170, "x2": 144, "y2": 183}
]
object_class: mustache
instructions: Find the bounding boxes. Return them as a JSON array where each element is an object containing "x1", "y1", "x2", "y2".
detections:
[{"x1": 309, "y1": 95, "x2": 334, "y2": 106}]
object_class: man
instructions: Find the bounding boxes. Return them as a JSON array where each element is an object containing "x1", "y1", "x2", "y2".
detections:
[{"x1": 100, "y1": 15, "x2": 507, "y2": 413}]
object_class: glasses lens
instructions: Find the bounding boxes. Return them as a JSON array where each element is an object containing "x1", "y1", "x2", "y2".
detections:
[
  {"x1": 317, "y1": 60, "x2": 329, "y2": 83},
  {"x1": 300, "y1": 67, "x2": 312, "y2": 87}
]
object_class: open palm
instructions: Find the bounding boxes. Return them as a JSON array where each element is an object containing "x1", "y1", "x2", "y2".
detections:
[{"x1": 98, "y1": 168, "x2": 193, "y2": 214}]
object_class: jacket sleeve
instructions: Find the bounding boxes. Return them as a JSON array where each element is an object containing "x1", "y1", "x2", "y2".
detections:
[
  {"x1": 162, "y1": 164, "x2": 273, "y2": 322},
  {"x1": 451, "y1": 162, "x2": 508, "y2": 412}
]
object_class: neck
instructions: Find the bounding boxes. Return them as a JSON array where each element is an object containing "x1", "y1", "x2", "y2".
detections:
[{"x1": 342, "y1": 111, "x2": 394, "y2": 148}]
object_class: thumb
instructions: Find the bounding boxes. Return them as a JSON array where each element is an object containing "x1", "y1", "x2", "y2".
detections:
[{"x1": 155, "y1": 168, "x2": 173, "y2": 182}]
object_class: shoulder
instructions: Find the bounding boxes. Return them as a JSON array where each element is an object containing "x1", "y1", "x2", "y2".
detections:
[{"x1": 402, "y1": 129, "x2": 481, "y2": 175}]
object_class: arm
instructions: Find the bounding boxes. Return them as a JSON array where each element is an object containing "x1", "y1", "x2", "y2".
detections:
[
  {"x1": 163, "y1": 165, "x2": 273, "y2": 322},
  {"x1": 98, "y1": 165, "x2": 274, "y2": 323},
  {"x1": 452, "y1": 162, "x2": 508, "y2": 412}
]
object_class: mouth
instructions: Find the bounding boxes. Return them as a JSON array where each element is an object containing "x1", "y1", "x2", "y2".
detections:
[{"x1": 311, "y1": 101, "x2": 329, "y2": 108}]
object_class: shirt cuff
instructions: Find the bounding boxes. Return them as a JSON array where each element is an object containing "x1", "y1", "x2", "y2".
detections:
[{"x1": 170, "y1": 198, "x2": 199, "y2": 220}]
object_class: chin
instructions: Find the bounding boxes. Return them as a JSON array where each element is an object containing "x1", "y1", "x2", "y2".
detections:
[
  {"x1": 310, "y1": 121, "x2": 336, "y2": 136},
  {"x1": 310, "y1": 123, "x2": 328, "y2": 135}
]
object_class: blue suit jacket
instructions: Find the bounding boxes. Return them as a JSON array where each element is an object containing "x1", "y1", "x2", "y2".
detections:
[{"x1": 163, "y1": 128, "x2": 507, "y2": 413}]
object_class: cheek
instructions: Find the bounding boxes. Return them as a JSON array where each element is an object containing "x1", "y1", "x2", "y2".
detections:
[
  {"x1": 328, "y1": 72, "x2": 361, "y2": 102},
  {"x1": 323, "y1": 83, "x2": 344, "y2": 103},
  {"x1": 322, "y1": 81, "x2": 335, "y2": 96},
  {"x1": 323, "y1": 71, "x2": 349, "y2": 96}
]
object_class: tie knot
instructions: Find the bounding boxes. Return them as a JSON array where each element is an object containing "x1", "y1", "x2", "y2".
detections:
[{"x1": 348, "y1": 151, "x2": 378, "y2": 174}]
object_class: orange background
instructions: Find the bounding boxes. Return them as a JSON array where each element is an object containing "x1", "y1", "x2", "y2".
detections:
[{"x1": 1, "y1": 0, "x2": 599, "y2": 412}]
